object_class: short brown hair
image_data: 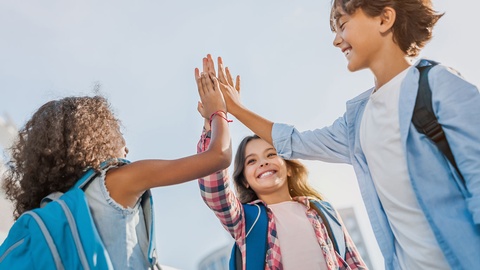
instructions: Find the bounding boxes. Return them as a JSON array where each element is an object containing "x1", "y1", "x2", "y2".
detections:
[{"x1": 330, "y1": 0, "x2": 443, "y2": 57}]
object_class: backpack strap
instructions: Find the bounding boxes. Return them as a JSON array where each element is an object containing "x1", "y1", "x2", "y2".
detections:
[
  {"x1": 229, "y1": 203, "x2": 268, "y2": 270},
  {"x1": 40, "y1": 158, "x2": 131, "y2": 207},
  {"x1": 310, "y1": 200, "x2": 346, "y2": 259},
  {"x1": 412, "y1": 59, "x2": 465, "y2": 186}
]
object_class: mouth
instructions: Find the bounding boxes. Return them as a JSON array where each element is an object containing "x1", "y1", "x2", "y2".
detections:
[
  {"x1": 342, "y1": 47, "x2": 351, "y2": 57},
  {"x1": 257, "y1": 170, "x2": 276, "y2": 179}
]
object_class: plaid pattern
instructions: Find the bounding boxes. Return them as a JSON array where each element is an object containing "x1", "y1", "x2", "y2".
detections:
[{"x1": 197, "y1": 129, "x2": 367, "y2": 270}]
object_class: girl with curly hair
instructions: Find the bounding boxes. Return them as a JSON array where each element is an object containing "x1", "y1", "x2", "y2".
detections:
[{"x1": 2, "y1": 70, "x2": 231, "y2": 269}]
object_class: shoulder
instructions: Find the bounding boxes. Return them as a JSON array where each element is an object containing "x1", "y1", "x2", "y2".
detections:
[{"x1": 346, "y1": 87, "x2": 373, "y2": 105}]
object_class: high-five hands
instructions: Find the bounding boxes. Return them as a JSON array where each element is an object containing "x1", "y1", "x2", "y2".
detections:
[
  {"x1": 194, "y1": 66, "x2": 227, "y2": 130},
  {"x1": 202, "y1": 54, "x2": 242, "y2": 115}
]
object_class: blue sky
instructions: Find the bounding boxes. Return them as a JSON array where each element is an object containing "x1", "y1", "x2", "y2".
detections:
[{"x1": 1, "y1": 1, "x2": 479, "y2": 269}]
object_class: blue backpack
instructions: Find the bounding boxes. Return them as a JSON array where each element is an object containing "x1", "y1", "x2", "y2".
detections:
[
  {"x1": 0, "y1": 160, "x2": 159, "y2": 270},
  {"x1": 229, "y1": 200, "x2": 346, "y2": 270}
]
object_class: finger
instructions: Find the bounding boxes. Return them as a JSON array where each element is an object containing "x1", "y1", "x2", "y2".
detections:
[
  {"x1": 196, "y1": 73, "x2": 205, "y2": 96},
  {"x1": 194, "y1": 67, "x2": 200, "y2": 79},
  {"x1": 207, "y1": 54, "x2": 216, "y2": 76},
  {"x1": 202, "y1": 57, "x2": 208, "y2": 73},
  {"x1": 201, "y1": 73, "x2": 210, "y2": 94},
  {"x1": 218, "y1": 57, "x2": 228, "y2": 83},
  {"x1": 235, "y1": 75, "x2": 241, "y2": 93},
  {"x1": 199, "y1": 73, "x2": 210, "y2": 97},
  {"x1": 225, "y1": 67, "x2": 234, "y2": 86},
  {"x1": 211, "y1": 75, "x2": 220, "y2": 93},
  {"x1": 197, "y1": 101, "x2": 204, "y2": 115}
]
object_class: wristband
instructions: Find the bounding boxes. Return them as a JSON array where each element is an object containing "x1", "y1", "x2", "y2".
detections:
[{"x1": 209, "y1": 110, "x2": 232, "y2": 127}]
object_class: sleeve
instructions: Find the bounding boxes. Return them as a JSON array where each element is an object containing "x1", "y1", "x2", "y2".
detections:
[
  {"x1": 272, "y1": 118, "x2": 351, "y2": 164},
  {"x1": 431, "y1": 65, "x2": 480, "y2": 224},
  {"x1": 197, "y1": 127, "x2": 246, "y2": 240}
]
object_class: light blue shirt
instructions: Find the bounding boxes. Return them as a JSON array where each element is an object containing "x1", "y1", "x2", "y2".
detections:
[
  {"x1": 84, "y1": 166, "x2": 159, "y2": 269},
  {"x1": 272, "y1": 60, "x2": 480, "y2": 270}
]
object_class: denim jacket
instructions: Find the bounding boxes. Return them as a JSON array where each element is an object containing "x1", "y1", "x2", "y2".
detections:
[{"x1": 272, "y1": 60, "x2": 480, "y2": 270}]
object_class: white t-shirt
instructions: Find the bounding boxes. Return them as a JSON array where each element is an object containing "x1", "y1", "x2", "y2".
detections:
[
  {"x1": 268, "y1": 201, "x2": 328, "y2": 270},
  {"x1": 359, "y1": 67, "x2": 449, "y2": 269}
]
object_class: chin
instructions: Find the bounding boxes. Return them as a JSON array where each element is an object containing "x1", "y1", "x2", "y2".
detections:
[{"x1": 347, "y1": 62, "x2": 366, "y2": 72}]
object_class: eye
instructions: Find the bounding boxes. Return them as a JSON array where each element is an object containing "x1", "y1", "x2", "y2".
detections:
[
  {"x1": 246, "y1": 158, "x2": 256, "y2": 165},
  {"x1": 267, "y1": 152, "x2": 277, "y2": 158},
  {"x1": 340, "y1": 21, "x2": 346, "y2": 30}
]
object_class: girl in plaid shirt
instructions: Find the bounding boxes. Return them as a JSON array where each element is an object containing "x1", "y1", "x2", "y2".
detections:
[{"x1": 196, "y1": 57, "x2": 366, "y2": 269}]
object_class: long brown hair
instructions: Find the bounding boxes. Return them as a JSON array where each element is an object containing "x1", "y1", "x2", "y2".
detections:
[
  {"x1": 2, "y1": 96, "x2": 124, "y2": 219},
  {"x1": 232, "y1": 135, "x2": 323, "y2": 204}
]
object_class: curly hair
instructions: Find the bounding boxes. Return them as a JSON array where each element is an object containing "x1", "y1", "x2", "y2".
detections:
[
  {"x1": 2, "y1": 96, "x2": 125, "y2": 219},
  {"x1": 232, "y1": 135, "x2": 323, "y2": 204},
  {"x1": 330, "y1": 0, "x2": 444, "y2": 57}
]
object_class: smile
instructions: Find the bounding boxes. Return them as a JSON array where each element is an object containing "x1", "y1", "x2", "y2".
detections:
[{"x1": 257, "y1": 170, "x2": 276, "y2": 179}]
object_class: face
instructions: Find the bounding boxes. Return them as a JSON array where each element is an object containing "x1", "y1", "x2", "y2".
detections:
[
  {"x1": 118, "y1": 145, "x2": 129, "y2": 159},
  {"x1": 332, "y1": 6, "x2": 383, "y2": 72},
  {"x1": 116, "y1": 134, "x2": 129, "y2": 159},
  {"x1": 242, "y1": 139, "x2": 290, "y2": 197}
]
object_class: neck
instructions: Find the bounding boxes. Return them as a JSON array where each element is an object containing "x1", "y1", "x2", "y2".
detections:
[
  {"x1": 258, "y1": 191, "x2": 292, "y2": 205},
  {"x1": 370, "y1": 46, "x2": 412, "y2": 90}
]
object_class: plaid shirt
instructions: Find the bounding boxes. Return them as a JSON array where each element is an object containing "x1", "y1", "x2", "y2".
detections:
[{"x1": 197, "y1": 129, "x2": 368, "y2": 270}]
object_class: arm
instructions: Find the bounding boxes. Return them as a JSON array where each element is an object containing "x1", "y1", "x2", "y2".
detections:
[
  {"x1": 207, "y1": 54, "x2": 351, "y2": 163},
  {"x1": 106, "y1": 72, "x2": 232, "y2": 208},
  {"x1": 204, "y1": 54, "x2": 275, "y2": 145},
  {"x1": 431, "y1": 65, "x2": 480, "y2": 223},
  {"x1": 197, "y1": 127, "x2": 246, "y2": 241}
]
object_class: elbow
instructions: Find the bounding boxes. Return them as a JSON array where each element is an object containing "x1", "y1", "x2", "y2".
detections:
[
  {"x1": 216, "y1": 144, "x2": 232, "y2": 170},
  {"x1": 219, "y1": 147, "x2": 232, "y2": 169}
]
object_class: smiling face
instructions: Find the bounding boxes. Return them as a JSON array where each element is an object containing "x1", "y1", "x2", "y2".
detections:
[
  {"x1": 241, "y1": 138, "x2": 291, "y2": 201},
  {"x1": 332, "y1": 6, "x2": 384, "y2": 72}
]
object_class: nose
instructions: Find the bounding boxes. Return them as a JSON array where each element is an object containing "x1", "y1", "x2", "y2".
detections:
[
  {"x1": 260, "y1": 161, "x2": 269, "y2": 167},
  {"x1": 333, "y1": 31, "x2": 342, "y2": 48}
]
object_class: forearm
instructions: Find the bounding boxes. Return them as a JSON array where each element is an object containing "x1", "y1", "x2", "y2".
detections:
[
  {"x1": 197, "y1": 128, "x2": 243, "y2": 237},
  {"x1": 205, "y1": 115, "x2": 232, "y2": 170},
  {"x1": 229, "y1": 104, "x2": 274, "y2": 145}
]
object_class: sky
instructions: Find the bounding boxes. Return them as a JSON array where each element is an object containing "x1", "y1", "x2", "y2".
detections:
[{"x1": 1, "y1": 1, "x2": 479, "y2": 269}]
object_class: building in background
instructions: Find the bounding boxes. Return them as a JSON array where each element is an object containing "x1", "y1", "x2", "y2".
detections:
[
  {"x1": 198, "y1": 244, "x2": 231, "y2": 270},
  {"x1": 197, "y1": 207, "x2": 374, "y2": 270},
  {"x1": 0, "y1": 114, "x2": 17, "y2": 243}
]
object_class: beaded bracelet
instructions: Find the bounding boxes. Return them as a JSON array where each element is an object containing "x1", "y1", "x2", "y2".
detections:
[{"x1": 209, "y1": 110, "x2": 233, "y2": 127}]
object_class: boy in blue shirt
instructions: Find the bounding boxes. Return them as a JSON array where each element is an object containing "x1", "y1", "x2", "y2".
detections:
[{"x1": 200, "y1": 0, "x2": 480, "y2": 269}]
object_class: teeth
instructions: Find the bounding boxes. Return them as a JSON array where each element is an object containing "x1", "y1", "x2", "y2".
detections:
[
  {"x1": 258, "y1": 171, "x2": 274, "y2": 178},
  {"x1": 344, "y1": 49, "x2": 351, "y2": 57}
]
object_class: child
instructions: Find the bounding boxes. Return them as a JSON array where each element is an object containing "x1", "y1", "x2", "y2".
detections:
[
  {"x1": 1, "y1": 71, "x2": 231, "y2": 269},
  {"x1": 201, "y1": 0, "x2": 480, "y2": 269},
  {"x1": 196, "y1": 71, "x2": 367, "y2": 269}
]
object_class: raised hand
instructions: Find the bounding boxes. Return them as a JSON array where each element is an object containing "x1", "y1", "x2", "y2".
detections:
[
  {"x1": 203, "y1": 55, "x2": 242, "y2": 115},
  {"x1": 195, "y1": 68, "x2": 227, "y2": 127}
]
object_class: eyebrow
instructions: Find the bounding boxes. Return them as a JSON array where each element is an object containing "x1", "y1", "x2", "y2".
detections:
[
  {"x1": 244, "y1": 147, "x2": 276, "y2": 160},
  {"x1": 333, "y1": 12, "x2": 345, "y2": 30}
]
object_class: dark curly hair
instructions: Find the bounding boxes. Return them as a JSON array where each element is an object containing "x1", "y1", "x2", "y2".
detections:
[
  {"x1": 330, "y1": 0, "x2": 444, "y2": 57},
  {"x1": 232, "y1": 135, "x2": 323, "y2": 204},
  {"x1": 2, "y1": 96, "x2": 125, "y2": 219}
]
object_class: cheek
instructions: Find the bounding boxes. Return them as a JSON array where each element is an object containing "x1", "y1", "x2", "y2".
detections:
[{"x1": 243, "y1": 166, "x2": 256, "y2": 182}]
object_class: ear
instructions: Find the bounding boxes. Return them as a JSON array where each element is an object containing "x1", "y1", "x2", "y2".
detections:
[
  {"x1": 379, "y1": 7, "x2": 396, "y2": 34},
  {"x1": 243, "y1": 181, "x2": 250, "y2": 189}
]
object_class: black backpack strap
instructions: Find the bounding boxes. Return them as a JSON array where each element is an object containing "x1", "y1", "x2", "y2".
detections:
[{"x1": 412, "y1": 59, "x2": 464, "y2": 186}]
